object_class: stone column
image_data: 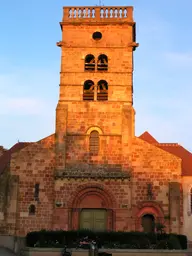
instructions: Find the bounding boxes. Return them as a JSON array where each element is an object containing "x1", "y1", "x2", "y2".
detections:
[
  {"x1": 121, "y1": 105, "x2": 135, "y2": 170},
  {"x1": 6, "y1": 175, "x2": 19, "y2": 235},
  {"x1": 55, "y1": 103, "x2": 68, "y2": 171},
  {"x1": 169, "y1": 182, "x2": 181, "y2": 233},
  {"x1": 121, "y1": 105, "x2": 135, "y2": 227}
]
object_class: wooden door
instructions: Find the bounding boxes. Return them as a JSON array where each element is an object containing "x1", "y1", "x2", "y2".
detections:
[{"x1": 80, "y1": 209, "x2": 106, "y2": 231}]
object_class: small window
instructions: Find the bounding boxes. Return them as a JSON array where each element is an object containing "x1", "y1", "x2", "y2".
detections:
[
  {"x1": 85, "y1": 54, "x2": 95, "y2": 71},
  {"x1": 132, "y1": 23, "x2": 136, "y2": 42},
  {"x1": 92, "y1": 31, "x2": 102, "y2": 41},
  {"x1": 34, "y1": 183, "x2": 40, "y2": 200},
  {"x1": 83, "y1": 80, "x2": 94, "y2": 101},
  {"x1": 29, "y1": 204, "x2": 36, "y2": 215},
  {"x1": 97, "y1": 54, "x2": 108, "y2": 71},
  {"x1": 97, "y1": 80, "x2": 108, "y2": 101},
  {"x1": 89, "y1": 131, "x2": 99, "y2": 155}
]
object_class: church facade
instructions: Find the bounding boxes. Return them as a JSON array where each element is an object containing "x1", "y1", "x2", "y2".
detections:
[{"x1": 0, "y1": 5, "x2": 192, "y2": 241}]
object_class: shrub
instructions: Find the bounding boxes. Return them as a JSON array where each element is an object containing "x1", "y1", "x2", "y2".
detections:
[
  {"x1": 177, "y1": 234, "x2": 188, "y2": 249},
  {"x1": 155, "y1": 240, "x2": 169, "y2": 249},
  {"x1": 167, "y1": 235, "x2": 181, "y2": 249},
  {"x1": 155, "y1": 223, "x2": 166, "y2": 234},
  {"x1": 25, "y1": 230, "x2": 187, "y2": 250}
]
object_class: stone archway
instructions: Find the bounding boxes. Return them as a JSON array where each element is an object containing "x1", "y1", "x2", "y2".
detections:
[
  {"x1": 135, "y1": 202, "x2": 164, "y2": 232},
  {"x1": 68, "y1": 184, "x2": 117, "y2": 231}
]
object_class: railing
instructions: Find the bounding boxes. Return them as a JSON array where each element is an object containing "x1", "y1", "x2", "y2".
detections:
[
  {"x1": 97, "y1": 63, "x2": 108, "y2": 71},
  {"x1": 97, "y1": 91, "x2": 108, "y2": 101},
  {"x1": 83, "y1": 91, "x2": 108, "y2": 101},
  {"x1": 85, "y1": 63, "x2": 95, "y2": 71},
  {"x1": 83, "y1": 92, "x2": 94, "y2": 101},
  {"x1": 63, "y1": 6, "x2": 133, "y2": 22}
]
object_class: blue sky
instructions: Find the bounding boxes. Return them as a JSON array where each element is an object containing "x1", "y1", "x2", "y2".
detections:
[{"x1": 0, "y1": 0, "x2": 192, "y2": 151}]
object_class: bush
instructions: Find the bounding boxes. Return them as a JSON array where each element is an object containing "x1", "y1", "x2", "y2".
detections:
[
  {"x1": 167, "y1": 235, "x2": 181, "y2": 249},
  {"x1": 155, "y1": 223, "x2": 166, "y2": 234},
  {"x1": 155, "y1": 240, "x2": 169, "y2": 249},
  {"x1": 25, "y1": 230, "x2": 187, "y2": 250},
  {"x1": 177, "y1": 234, "x2": 188, "y2": 249}
]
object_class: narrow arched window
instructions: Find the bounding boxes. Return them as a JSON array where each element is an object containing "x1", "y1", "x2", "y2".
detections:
[
  {"x1": 89, "y1": 131, "x2": 99, "y2": 155},
  {"x1": 83, "y1": 80, "x2": 94, "y2": 101},
  {"x1": 34, "y1": 183, "x2": 40, "y2": 201},
  {"x1": 85, "y1": 54, "x2": 95, "y2": 71},
  {"x1": 29, "y1": 204, "x2": 36, "y2": 215},
  {"x1": 97, "y1": 80, "x2": 108, "y2": 101},
  {"x1": 97, "y1": 54, "x2": 108, "y2": 71}
]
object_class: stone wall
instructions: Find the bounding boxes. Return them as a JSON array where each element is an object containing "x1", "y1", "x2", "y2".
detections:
[
  {"x1": 131, "y1": 137, "x2": 182, "y2": 233},
  {"x1": 7, "y1": 131, "x2": 183, "y2": 234},
  {"x1": 0, "y1": 235, "x2": 25, "y2": 254},
  {"x1": 53, "y1": 136, "x2": 182, "y2": 232},
  {"x1": 0, "y1": 170, "x2": 18, "y2": 234},
  {"x1": 56, "y1": 102, "x2": 131, "y2": 173},
  {"x1": 59, "y1": 23, "x2": 133, "y2": 103},
  {"x1": 53, "y1": 180, "x2": 131, "y2": 231},
  {"x1": 9, "y1": 134, "x2": 55, "y2": 236},
  {"x1": 182, "y1": 176, "x2": 192, "y2": 241},
  {"x1": 22, "y1": 248, "x2": 187, "y2": 256},
  {"x1": 0, "y1": 171, "x2": 10, "y2": 233}
]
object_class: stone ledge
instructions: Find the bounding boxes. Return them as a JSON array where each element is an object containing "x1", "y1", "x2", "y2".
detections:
[
  {"x1": 55, "y1": 169, "x2": 131, "y2": 180},
  {"x1": 24, "y1": 248, "x2": 188, "y2": 252},
  {"x1": 22, "y1": 247, "x2": 188, "y2": 256}
]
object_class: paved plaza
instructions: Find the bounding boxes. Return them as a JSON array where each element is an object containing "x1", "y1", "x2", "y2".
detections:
[{"x1": 0, "y1": 248, "x2": 15, "y2": 256}]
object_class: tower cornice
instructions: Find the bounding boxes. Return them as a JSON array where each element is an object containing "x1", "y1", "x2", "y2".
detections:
[{"x1": 56, "y1": 41, "x2": 139, "y2": 49}]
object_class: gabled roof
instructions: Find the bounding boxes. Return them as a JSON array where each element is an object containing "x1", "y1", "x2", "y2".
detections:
[
  {"x1": 0, "y1": 142, "x2": 31, "y2": 175},
  {"x1": 139, "y1": 131, "x2": 159, "y2": 144},
  {"x1": 139, "y1": 131, "x2": 192, "y2": 176}
]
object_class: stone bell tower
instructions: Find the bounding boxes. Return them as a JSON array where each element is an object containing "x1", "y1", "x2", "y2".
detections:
[{"x1": 55, "y1": 6, "x2": 138, "y2": 173}]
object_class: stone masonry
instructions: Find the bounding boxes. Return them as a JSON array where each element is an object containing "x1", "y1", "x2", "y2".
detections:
[{"x1": 0, "y1": 6, "x2": 186, "y2": 237}]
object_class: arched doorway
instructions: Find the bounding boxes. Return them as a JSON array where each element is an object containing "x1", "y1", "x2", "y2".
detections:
[
  {"x1": 69, "y1": 185, "x2": 116, "y2": 231},
  {"x1": 142, "y1": 214, "x2": 155, "y2": 233},
  {"x1": 135, "y1": 202, "x2": 164, "y2": 232}
]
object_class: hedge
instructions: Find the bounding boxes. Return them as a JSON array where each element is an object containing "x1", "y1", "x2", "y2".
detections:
[{"x1": 26, "y1": 230, "x2": 187, "y2": 250}]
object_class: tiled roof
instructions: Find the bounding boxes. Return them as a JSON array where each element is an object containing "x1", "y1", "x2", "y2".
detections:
[
  {"x1": 139, "y1": 131, "x2": 192, "y2": 176},
  {"x1": 139, "y1": 131, "x2": 159, "y2": 144},
  {"x1": 0, "y1": 142, "x2": 31, "y2": 175}
]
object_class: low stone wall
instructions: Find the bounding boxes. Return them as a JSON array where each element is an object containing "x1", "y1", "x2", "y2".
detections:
[
  {"x1": 0, "y1": 235, "x2": 25, "y2": 254},
  {"x1": 0, "y1": 235, "x2": 15, "y2": 251},
  {"x1": 188, "y1": 240, "x2": 192, "y2": 249},
  {"x1": 22, "y1": 248, "x2": 187, "y2": 256}
]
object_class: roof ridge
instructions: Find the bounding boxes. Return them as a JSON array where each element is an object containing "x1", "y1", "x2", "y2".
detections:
[
  {"x1": 139, "y1": 131, "x2": 158, "y2": 144},
  {"x1": 157, "y1": 143, "x2": 179, "y2": 147}
]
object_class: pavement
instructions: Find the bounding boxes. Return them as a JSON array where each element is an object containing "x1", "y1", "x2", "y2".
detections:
[
  {"x1": 1, "y1": 247, "x2": 192, "y2": 256},
  {"x1": 0, "y1": 248, "x2": 16, "y2": 256}
]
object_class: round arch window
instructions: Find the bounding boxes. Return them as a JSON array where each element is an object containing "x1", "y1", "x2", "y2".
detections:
[{"x1": 92, "y1": 31, "x2": 102, "y2": 41}]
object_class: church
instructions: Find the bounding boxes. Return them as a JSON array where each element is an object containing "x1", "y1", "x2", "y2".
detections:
[{"x1": 0, "y1": 5, "x2": 192, "y2": 242}]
